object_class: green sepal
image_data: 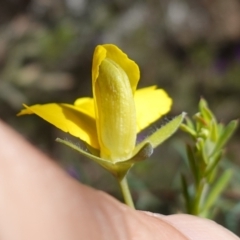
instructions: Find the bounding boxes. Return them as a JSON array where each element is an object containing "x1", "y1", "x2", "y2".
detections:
[
  {"x1": 56, "y1": 138, "x2": 153, "y2": 180},
  {"x1": 86, "y1": 144, "x2": 100, "y2": 157},
  {"x1": 56, "y1": 138, "x2": 129, "y2": 179},
  {"x1": 130, "y1": 142, "x2": 153, "y2": 163},
  {"x1": 134, "y1": 112, "x2": 186, "y2": 154}
]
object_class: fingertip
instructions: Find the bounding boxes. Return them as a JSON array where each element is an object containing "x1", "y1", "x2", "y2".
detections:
[{"x1": 155, "y1": 214, "x2": 239, "y2": 240}]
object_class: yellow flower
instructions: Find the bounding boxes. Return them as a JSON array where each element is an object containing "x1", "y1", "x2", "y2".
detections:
[{"x1": 18, "y1": 44, "x2": 173, "y2": 170}]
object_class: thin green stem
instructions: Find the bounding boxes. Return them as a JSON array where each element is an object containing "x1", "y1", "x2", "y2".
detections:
[
  {"x1": 191, "y1": 178, "x2": 210, "y2": 216},
  {"x1": 118, "y1": 176, "x2": 135, "y2": 209},
  {"x1": 192, "y1": 180, "x2": 205, "y2": 215}
]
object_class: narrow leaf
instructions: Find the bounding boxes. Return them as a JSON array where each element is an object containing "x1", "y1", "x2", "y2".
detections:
[
  {"x1": 194, "y1": 113, "x2": 208, "y2": 133},
  {"x1": 181, "y1": 174, "x2": 191, "y2": 213},
  {"x1": 180, "y1": 123, "x2": 197, "y2": 137},
  {"x1": 199, "y1": 98, "x2": 216, "y2": 123},
  {"x1": 211, "y1": 120, "x2": 238, "y2": 156},
  {"x1": 210, "y1": 119, "x2": 219, "y2": 142},
  {"x1": 196, "y1": 138, "x2": 208, "y2": 164},
  {"x1": 201, "y1": 169, "x2": 233, "y2": 214},
  {"x1": 186, "y1": 144, "x2": 200, "y2": 185},
  {"x1": 185, "y1": 116, "x2": 195, "y2": 130},
  {"x1": 204, "y1": 150, "x2": 223, "y2": 179}
]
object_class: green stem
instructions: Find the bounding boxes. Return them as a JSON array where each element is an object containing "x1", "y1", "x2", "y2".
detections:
[
  {"x1": 191, "y1": 179, "x2": 209, "y2": 216},
  {"x1": 118, "y1": 176, "x2": 135, "y2": 209},
  {"x1": 192, "y1": 180, "x2": 204, "y2": 215}
]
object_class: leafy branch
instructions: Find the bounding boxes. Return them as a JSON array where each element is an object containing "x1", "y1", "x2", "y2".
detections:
[{"x1": 180, "y1": 98, "x2": 238, "y2": 218}]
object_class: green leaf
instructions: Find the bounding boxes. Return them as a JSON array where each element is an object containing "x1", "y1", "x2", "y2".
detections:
[
  {"x1": 181, "y1": 174, "x2": 191, "y2": 213},
  {"x1": 211, "y1": 120, "x2": 238, "y2": 156},
  {"x1": 180, "y1": 123, "x2": 197, "y2": 137},
  {"x1": 201, "y1": 169, "x2": 233, "y2": 214},
  {"x1": 194, "y1": 113, "x2": 208, "y2": 132},
  {"x1": 186, "y1": 144, "x2": 200, "y2": 185},
  {"x1": 198, "y1": 127, "x2": 209, "y2": 139},
  {"x1": 134, "y1": 112, "x2": 186, "y2": 154},
  {"x1": 204, "y1": 150, "x2": 223, "y2": 179},
  {"x1": 196, "y1": 137, "x2": 208, "y2": 164},
  {"x1": 210, "y1": 119, "x2": 219, "y2": 142},
  {"x1": 185, "y1": 116, "x2": 195, "y2": 130},
  {"x1": 199, "y1": 98, "x2": 216, "y2": 123}
]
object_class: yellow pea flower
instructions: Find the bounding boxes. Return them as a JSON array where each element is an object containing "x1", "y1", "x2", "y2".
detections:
[{"x1": 18, "y1": 44, "x2": 183, "y2": 178}]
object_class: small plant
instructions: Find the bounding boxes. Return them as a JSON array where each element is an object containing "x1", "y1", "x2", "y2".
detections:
[
  {"x1": 180, "y1": 98, "x2": 238, "y2": 218},
  {"x1": 18, "y1": 44, "x2": 238, "y2": 217}
]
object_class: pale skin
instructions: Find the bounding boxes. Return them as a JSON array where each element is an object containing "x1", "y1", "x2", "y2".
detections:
[{"x1": 0, "y1": 120, "x2": 239, "y2": 240}]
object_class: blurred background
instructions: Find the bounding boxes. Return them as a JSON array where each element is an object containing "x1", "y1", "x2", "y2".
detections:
[{"x1": 0, "y1": 0, "x2": 240, "y2": 235}]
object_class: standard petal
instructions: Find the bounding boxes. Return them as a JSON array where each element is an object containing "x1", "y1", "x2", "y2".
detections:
[
  {"x1": 102, "y1": 44, "x2": 140, "y2": 93},
  {"x1": 17, "y1": 103, "x2": 99, "y2": 149},
  {"x1": 134, "y1": 86, "x2": 172, "y2": 132}
]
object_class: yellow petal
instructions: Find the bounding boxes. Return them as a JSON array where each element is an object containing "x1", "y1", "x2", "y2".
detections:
[
  {"x1": 92, "y1": 45, "x2": 107, "y2": 89},
  {"x1": 17, "y1": 103, "x2": 99, "y2": 149},
  {"x1": 94, "y1": 58, "x2": 136, "y2": 162},
  {"x1": 92, "y1": 44, "x2": 140, "y2": 94},
  {"x1": 74, "y1": 97, "x2": 95, "y2": 119},
  {"x1": 134, "y1": 86, "x2": 172, "y2": 132}
]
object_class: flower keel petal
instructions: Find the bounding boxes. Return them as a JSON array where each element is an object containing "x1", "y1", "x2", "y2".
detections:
[{"x1": 94, "y1": 58, "x2": 137, "y2": 162}]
